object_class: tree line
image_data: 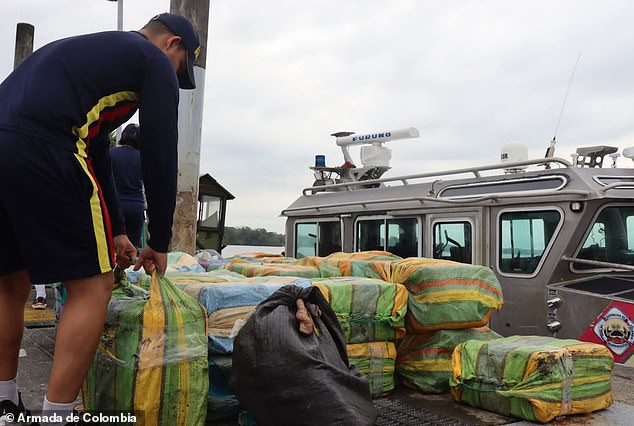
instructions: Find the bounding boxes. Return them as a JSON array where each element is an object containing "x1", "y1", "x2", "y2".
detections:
[{"x1": 223, "y1": 226, "x2": 285, "y2": 246}]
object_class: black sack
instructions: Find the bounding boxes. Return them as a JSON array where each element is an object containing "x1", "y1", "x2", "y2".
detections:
[{"x1": 230, "y1": 284, "x2": 377, "y2": 426}]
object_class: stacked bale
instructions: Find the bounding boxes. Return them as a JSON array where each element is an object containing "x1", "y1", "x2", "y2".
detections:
[
  {"x1": 140, "y1": 269, "x2": 312, "y2": 422},
  {"x1": 396, "y1": 327, "x2": 500, "y2": 393},
  {"x1": 83, "y1": 273, "x2": 209, "y2": 425},
  {"x1": 228, "y1": 252, "x2": 297, "y2": 264},
  {"x1": 214, "y1": 252, "x2": 505, "y2": 399},
  {"x1": 182, "y1": 276, "x2": 312, "y2": 354},
  {"x1": 137, "y1": 269, "x2": 245, "y2": 290},
  {"x1": 450, "y1": 336, "x2": 614, "y2": 423},
  {"x1": 312, "y1": 277, "x2": 407, "y2": 396},
  {"x1": 390, "y1": 258, "x2": 504, "y2": 393},
  {"x1": 179, "y1": 276, "x2": 312, "y2": 421},
  {"x1": 318, "y1": 251, "x2": 401, "y2": 279},
  {"x1": 225, "y1": 259, "x2": 321, "y2": 278}
]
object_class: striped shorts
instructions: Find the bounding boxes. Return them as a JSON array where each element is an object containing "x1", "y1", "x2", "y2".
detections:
[{"x1": 0, "y1": 132, "x2": 114, "y2": 283}]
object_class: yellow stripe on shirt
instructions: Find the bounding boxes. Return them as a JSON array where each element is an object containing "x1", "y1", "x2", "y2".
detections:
[{"x1": 72, "y1": 91, "x2": 139, "y2": 157}]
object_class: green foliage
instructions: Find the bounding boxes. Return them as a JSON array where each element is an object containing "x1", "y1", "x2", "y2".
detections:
[
  {"x1": 224, "y1": 226, "x2": 285, "y2": 246},
  {"x1": 109, "y1": 130, "x2": 117, "y2": 148}
]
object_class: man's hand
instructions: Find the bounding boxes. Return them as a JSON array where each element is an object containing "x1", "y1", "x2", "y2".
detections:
[
  {"x1": 113, "y1": 234, "x2": 137, "y2": 269},
  {"x1": 134, "y1": 246, "x2": 168, "y2": 275}
]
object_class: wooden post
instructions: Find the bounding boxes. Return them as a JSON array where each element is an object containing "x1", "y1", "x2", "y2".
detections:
[
  {"x1": 14, "y1": 23, "x2": 34, "y2": 68},
  {"x1": 169, "y1": 0, "x2": 210, "y2": 254}
]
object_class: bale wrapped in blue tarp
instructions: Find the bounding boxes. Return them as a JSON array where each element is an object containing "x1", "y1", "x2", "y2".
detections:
[
  {"x1": 180, "y1": 276, "x2": 312, "y2": 354},
  {"x1": 231, "y1": 285, "x2": 377, "y2": 426}
]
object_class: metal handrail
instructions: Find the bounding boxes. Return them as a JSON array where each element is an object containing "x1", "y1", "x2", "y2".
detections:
[
  {"x1": 301, "y1": 157, "x2": 572, "y2": 196},
  {"x1": 562, "y1": 255, "x2": 634, "y2": 272},
  {"x1": 598, "y1": 181, "x2": 634, "y2": 193},
  {"x1": 282, "y1": 189, "x2": 589, "y2": 215}
]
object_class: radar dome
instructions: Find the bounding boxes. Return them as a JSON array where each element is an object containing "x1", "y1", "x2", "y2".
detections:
[
  {"x1": 500, "y1": 142, "x2": 528, "y2": 173},
  {"x1": 501, "y1": 142, "x2": 528, "y2": 163},
  {"x1": 623, "y1": 146, "x2": 634, "y2": 163}
]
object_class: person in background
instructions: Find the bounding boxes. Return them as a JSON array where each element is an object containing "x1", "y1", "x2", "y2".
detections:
[
  {"x1": 111, "y1": 123, "x2": 145, "y2": 249},
  {"x1": 0, "y1": 13, "x2": 200, "y2": 426},
  {"x1": 31, "y1": 284, "x2": 47, "y2": 310}
]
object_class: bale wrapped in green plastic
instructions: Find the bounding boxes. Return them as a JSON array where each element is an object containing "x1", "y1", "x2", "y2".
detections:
[
  {"x1": 228, "y1": 252, "x2": 296, "y2": 264},
  {"x1": 311, "y1": 277, "x2": 407, "y2": 344},
  {"x1": 136, "y1": 269, "x2": 246, "y2": 290},
  {"x1": 450, "y1": 335, "x2": 614, "y2": 423},
  {"x1": 396, "y1": 327, "x2": 501, "y2": 394},
  {"x1": 347, "y1": 341, "x2": 397, "y2": 397},
  {"x1": 83, "y1": 272, "x2": 209, "y2": 425},
  {"x1": 391, "y1": 258, "x2": 503, "y2": 331},
  {"x1": 319, "y1": 251, "x2": 400, "y2": 279},
  {"x1": 226, "y1": 259, "x2": 321, "y2": 278}
]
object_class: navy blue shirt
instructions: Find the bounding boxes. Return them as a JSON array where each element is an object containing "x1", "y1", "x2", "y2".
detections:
[
  {"x1": 0, "y1": 31, "x2": 178, "y2": 252},
  {"x1": 111, "y1": 145, "x2": 144, "y2": 203}
]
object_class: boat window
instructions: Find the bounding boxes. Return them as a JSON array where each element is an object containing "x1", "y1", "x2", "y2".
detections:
[
  {"x1": 499, "y1": 210, "x2": 560, "y2": 274},
  {"x1": 357, "y1": 219, "x2": 385, "y2": 252},
  {"x1": 356, "y1": 218, "x2": 418, "y2": 257},
  {"x1": 387, "y1": 218, "x2": 419, "y2": 258},
  {"x1": 295, "y1": 221, "x2": 341, "y2": 259},
  {"x1": 433, "y1": 221, "x2": 472, "y2": 263},
  {"x1": 317, "y1": 221, "x2": 342, "y2": 256},
  {"x1": 576, "y1": 206, "x2": 634, "y2": 269}
]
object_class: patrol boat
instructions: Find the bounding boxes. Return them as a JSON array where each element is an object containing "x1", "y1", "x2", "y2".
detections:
[{"x1": 281, "y1": 127, "x2": 634, "y2": 364}]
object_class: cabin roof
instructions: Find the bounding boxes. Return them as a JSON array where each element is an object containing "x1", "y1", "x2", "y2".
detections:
[{"x1": 199, "y1": 173, "x2": 236, "y2": 200}]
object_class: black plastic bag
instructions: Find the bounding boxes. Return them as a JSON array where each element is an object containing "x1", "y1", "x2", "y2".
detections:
[{"x1": 230, "y1": 285, "x2": 377, "y2": 426}]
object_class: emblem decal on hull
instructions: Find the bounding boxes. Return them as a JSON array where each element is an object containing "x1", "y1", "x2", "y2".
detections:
[{"x1": 580, "y1": 301, "x2": 634, "y2": 363}]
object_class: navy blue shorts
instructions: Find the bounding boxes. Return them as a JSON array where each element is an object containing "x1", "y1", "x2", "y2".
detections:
[
  {"x1": 0, "y1": 132, "x2": 115, "y2": 283},
  {"x1": 119, "y1": 199, "x2": 145, "y2": 248}
]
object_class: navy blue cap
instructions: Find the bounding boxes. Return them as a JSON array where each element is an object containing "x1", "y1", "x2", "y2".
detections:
[{"x1": 152, "y1": 13, "x2": 200, "y2": 90}]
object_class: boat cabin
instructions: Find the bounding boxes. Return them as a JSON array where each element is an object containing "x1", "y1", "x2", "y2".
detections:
[{"x1": 282, "y1": 128, "x2": 634, "y2": 363}]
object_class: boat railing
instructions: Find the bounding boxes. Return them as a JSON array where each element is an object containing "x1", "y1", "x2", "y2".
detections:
[
  {"x1": 561, "y1": 255, "x2": 634, "y2": 272},
  {"x1": 282, "y1": 188, "x2": 589, "y2": 215},
  {"x1": 598, "y1": 182, "x2": 634, "y2": 193},
  {"x1": 301, "y1": 157, "x2": 572, "y2": 196}
]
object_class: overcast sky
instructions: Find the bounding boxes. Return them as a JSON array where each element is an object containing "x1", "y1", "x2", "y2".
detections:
[{"x1": 3, "y1": 1, "x2": 634, "y2": 233}]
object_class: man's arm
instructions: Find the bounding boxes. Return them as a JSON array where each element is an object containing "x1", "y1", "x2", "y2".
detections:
[{"x1": 137, "y1": 54, "x2": 180, "y2": 253}]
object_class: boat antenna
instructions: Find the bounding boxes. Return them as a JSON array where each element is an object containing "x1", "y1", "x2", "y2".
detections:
[{"x1": 544, "y1": 51, "x2": 581, "y2": 168}]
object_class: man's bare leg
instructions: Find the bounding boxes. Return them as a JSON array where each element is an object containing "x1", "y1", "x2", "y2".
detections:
[
  {"x1": 0, "y1": 270, "x2": 32, "y2": 381},
  {"x1": 46, "y1": 272, "x2": 113, "y2": 403}
]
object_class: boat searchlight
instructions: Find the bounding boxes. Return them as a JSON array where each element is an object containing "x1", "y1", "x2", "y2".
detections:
[{"x1": 335, "y1": 127, "x2": 420, "y2": 168}]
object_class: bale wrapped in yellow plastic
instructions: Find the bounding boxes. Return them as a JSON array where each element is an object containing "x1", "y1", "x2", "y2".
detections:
[
  {"x1": 396, "y1": 327, "x2": 501, "y2": 394},
  {"x1": 347, "y1": 342, "x2": 397, "y2": 397},
  {"x1": 320, "y1": 251, "x2": 401, "y2": 278},
  {"x1": 311, "y1": 277, "x2": 407, "y2": 344},
  {"x1": 450, "y1": 335, "x2": 614, "y2": 423},
  {"x1": 225, "y1": 258, "x2": 321, "y2": 278},
  {"x1": 228, "y1": 252, "x2": 296, "y2": 263},
  {"x1": 390, "y1": 258, "x2": 503, "y2": 331},
  {"x1": 83, "y1": 271, "x2": 209, "y2": 425},
  {"x1": 136, "y1": 269, "x2": 246, "y2": 290}
]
